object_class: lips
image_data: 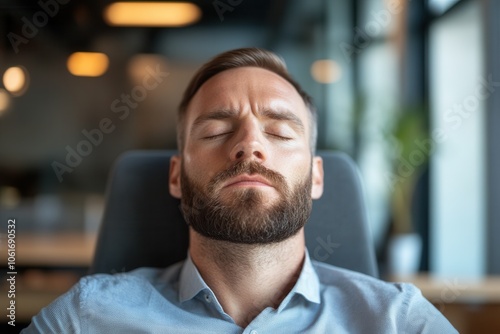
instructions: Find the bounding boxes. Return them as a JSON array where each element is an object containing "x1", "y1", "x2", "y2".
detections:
[
  {"x1": 207, "y1": 160, "x2": 285, "y2": 194},
  {"x1": 223, "y1": 174, "x2": 273, "y2": 188}
]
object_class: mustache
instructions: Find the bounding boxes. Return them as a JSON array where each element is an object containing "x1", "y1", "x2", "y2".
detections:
[{"x1": 207, "y1": 160, "x2": 288, "y2": 193}]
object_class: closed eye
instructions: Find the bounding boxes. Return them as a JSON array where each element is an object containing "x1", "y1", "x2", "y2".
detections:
[
  {"x1": 203, "y1": 132, "x2": 233, "y2": 140},
  {"x1": 266, "y1": 132, "x2": 293, "y2": 140}
]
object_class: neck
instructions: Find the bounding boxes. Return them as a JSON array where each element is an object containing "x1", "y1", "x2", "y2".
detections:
[{"x1": 189, "y1": 228, "x2": 306, "y2": 328}]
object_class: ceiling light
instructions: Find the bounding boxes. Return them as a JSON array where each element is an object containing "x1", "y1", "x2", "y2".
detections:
[
  {"x1": 67, "y1": 52, "x2": 109, "y2": 77},
  {"x1": 104, "y1": 2, "x2": 201, "y2": 27},
  {"x1": 3, "y1": 66, "x2": 29, "y2": 96}
]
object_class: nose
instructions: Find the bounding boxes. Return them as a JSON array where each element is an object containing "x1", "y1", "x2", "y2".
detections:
[{"x1": 229, "y1": 120, "x2": 267, "y2": 163}]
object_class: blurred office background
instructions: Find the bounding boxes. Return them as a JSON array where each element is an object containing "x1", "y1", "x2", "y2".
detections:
[{"x1": 1, "y1": 0, "x2": 499, "y2": 332}]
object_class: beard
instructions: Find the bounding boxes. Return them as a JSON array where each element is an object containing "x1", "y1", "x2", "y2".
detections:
[{"x1": 180, "y1": 160, "x2": 313, "y2": 244}]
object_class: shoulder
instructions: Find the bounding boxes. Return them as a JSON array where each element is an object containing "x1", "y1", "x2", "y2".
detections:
[
  {"x1": 22, "y1": 266, "x2": 182, "y2": 333},
  {"x1": 311, "y1": 261, "x2": 458, "y2": 333},
  {"x1": 312, "y1": 260, "x2": 409, "y2": 294},
  {"x1": 312, "y1": 260, "x2": 425, "y2": 305},
  {"x1": 78, "y1": 262, "x2": 184, "y2": 304},
  {"x1": 79, "y1": 269, "x2": 160, "y2": 300}
]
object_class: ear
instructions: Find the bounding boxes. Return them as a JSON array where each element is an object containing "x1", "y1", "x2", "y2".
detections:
[
  {"x1": 311, "y1": 156, "x2": 324, "y2": 199},
  {"x1": 169, "y1": 155, "x2": 182, "y2": 199}
]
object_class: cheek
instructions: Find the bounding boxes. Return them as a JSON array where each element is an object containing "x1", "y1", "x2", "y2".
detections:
[
  {"x1": 272, "y1": 149, "x2": 311, "y2": 184},
  {"x1": 183, "y1": 150, "x2": 221, "y2": 185}
]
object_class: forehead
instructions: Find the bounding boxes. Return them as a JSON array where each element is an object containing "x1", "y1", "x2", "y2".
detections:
[{"x1": 185, "y1": 67, "x2": 309, "y2": 124}]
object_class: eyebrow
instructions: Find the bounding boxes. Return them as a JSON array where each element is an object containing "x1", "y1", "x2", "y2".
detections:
[
  {"x1": 261, "y1": 108, "x2": 305, "y2": 132},
  {"x1": 192, "y1": 109, "x2": 237, "y2": 129},
  {"x1": 192, "y1": 108, "x2": 305, "y2": 132}
]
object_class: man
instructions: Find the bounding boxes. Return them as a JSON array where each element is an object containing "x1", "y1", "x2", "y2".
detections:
[{"x1": 23, "y1": 48, "x2": 457, "y2": 333}]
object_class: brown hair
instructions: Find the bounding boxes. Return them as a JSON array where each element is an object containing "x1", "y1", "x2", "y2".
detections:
[{"x1": 177, "y1": 47, "x2": 317, "y2": 152}]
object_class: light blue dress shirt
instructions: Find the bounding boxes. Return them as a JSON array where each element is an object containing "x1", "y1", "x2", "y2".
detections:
[{"x1": 23, "y1": 252, "x2": 457, "y2": 333}]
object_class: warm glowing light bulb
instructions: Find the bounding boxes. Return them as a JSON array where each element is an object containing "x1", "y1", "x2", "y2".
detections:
[
  {"x1": 104, "y1": 2, "x2": 201, "y2": 27},
  {"x1": 311, "y1": 60, "x2": 342, "y2": 84},
  {"x1": 3, "y1": 66, "x2": 29, "y2": 95},
  {"x1": 67, "y1": 52, "x2": 109, "y2": 77}
]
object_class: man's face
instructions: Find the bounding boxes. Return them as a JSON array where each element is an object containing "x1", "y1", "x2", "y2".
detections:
[{"x1": 169, "y1": 67, "x2": 323, "y2": 244}]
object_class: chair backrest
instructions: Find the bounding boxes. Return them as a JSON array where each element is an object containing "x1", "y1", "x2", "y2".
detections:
[{"x1": 90, "y1": 150, "x2": 378, "y2": 277}]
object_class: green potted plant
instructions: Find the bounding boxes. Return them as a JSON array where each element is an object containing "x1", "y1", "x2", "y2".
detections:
[{"x1": 386, "y1": 105, "x2": 429, "y2": 276}]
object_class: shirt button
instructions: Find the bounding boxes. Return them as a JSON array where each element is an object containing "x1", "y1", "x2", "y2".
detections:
[
  {"x1": 204, "y1": 294, "x2": 211, "y2": 303},
  {"x1": 250, "y1": 331, "x2": 258, "y2": 334}
]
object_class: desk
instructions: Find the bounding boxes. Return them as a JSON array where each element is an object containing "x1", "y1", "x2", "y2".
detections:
[
  {"x1": 391, "y1": 274, "x2": 500, "y2": 303},
  {"x1": 0, "y1": 232, "x2": 97, "y2": 267}
]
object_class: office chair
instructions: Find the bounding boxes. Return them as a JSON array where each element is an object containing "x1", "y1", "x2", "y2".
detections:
[{"x1": 90, "y1": 150, "x2": 378, "y2": 277}]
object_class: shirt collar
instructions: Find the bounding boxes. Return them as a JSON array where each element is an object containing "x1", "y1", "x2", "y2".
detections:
[
  {"x1": 179, "y1": 254, "x2": 210, "y2": 303},
  {"x1": 278, "y1": 249, "x2": 321, "y2": 309},
  {"x1": 178, "y1": 249, "x2": 321, "y2": 306}
]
